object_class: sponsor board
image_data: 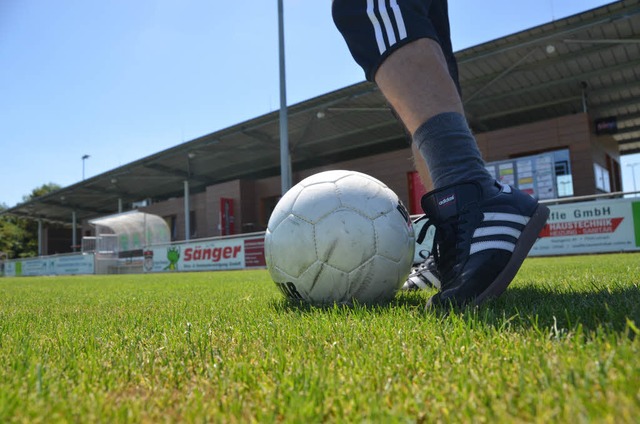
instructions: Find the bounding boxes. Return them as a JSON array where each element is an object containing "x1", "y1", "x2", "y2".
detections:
[
  {"x1": 144, "y1": 235, "x2": 265, "y2": 273},
  {"x1": 51, "y1": 254, "x2": 95, "y2": 275},
  {"x1": 3, "y1": 254, "x2": 95, "y2": 277},
  {"x1": 530, "y1": 198, "x2": 640, "y2": 256}
]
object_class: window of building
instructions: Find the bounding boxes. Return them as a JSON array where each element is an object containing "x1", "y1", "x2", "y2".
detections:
[
  {"x1": 594, "y1": 162, "x2": 611, "y2": 192},
  {"x1": 487, "y1": 148, "x2": 573, "y2": 200},
  {"x1": 552, "y1": 149, "x2": 574, "y2": 197},
  {"x1": 425, "y1": 148, "x2": 576, "y2": 199}
]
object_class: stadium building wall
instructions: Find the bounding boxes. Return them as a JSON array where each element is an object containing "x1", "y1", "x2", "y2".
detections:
[{"x1": 475, "y1": 113, "x2": 621, "y2": 197}]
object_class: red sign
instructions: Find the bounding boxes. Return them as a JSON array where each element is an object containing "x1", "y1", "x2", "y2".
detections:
[
  {"x1": 220, "y1": 198, "x2": 235, "y2": 235},
  {"x1": 538, "y1": 217, "x2": 624, "y2": 238},
  {"x1": 244, "y1": 237, "x2": 266, "y2": 267},
  {"x1": 407, "y1": 172, "x2": 428, "y2": 215}
]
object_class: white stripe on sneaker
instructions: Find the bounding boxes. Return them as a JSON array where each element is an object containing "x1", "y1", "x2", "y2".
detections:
[
  {"x1": 424, "y1": 270, "x2": 441, "y2": 289},
  {"x1": 474, "y1": 226, "x2": 522, "y2": 239},
  {"x1": 483, "y1": 212, "x2": 530, "y2": 225},
  {"x1": 470, "y1": 240, "x2": 516, "y2": 255},
  {"x1": 469, "y1": 212, "x2": 531, "y2": 255}
]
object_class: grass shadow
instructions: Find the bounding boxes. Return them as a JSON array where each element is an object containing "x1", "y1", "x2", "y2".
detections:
[
  {"x1": 425, "y1": 282, "x2": 640, "y2": 337},
  {"x1": 268, "y1": 279, "x2": 640, "y2": 337}
]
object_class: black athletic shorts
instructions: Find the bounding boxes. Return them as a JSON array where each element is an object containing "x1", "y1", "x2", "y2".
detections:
[{"x1": 332, "y1": 0, "x2": 459, "y2": 88}]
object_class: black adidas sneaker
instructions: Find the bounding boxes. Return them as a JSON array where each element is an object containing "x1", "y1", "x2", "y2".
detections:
[
  {"x1": 402, "y1": 216, "x2": 441, "y2": 291},
  {"x1": 421, "y1": 180, "x2": 549, "y2": 307},
  {"x1": 402, "y1": 255, "x2": 441, "y2": 291}
]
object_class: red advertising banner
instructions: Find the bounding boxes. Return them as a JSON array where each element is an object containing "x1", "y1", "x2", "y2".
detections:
[{"x1": 244, "y1": 237, "x2": 266, "y2": 267}]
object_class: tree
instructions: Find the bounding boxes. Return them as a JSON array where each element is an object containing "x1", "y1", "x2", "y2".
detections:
[
  {"x1": 23, "y1": 183, "x2": 62, "y2": 202},
  {"x1": 0, "y1": 183, "x2": 62, "y2": 259},
  {"x1": 0, "y1": 203, "x2": 28, "y2": 259}
]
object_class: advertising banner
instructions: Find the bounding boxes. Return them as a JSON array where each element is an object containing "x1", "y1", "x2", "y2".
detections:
[
  {"x1": 3, "y1": 254, "x2": 95, "y2": 277},
  {"x1": 4, "y1": 258, "x2": 48, "y2": 276},
  {"x1": 144, "y1": 235, "x2": 266, "y2": 273},
  {"x1": 530, "y1": 198, "x2": 640, "y2": 256},
  {"x1": 51, "y1": 254, "x2": 95, "y2": 275}
]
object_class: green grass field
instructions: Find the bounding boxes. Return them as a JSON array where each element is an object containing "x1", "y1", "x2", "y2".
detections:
[{"x1": 1, "y1": 253, "x2": 639, "y2": 423}]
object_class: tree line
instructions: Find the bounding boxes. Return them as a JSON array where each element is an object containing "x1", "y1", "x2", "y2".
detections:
[{"x1": 0, "y1": 183, "x2": 61, "y2": 259}]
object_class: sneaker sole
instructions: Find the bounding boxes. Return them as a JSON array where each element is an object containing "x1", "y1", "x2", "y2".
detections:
[{"x1": 473, "y1": 203, "x2": 550, "y2": 306}]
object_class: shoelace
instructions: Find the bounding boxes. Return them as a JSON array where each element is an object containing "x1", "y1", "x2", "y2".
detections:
[
  {"x1": 414, "y1": 215, "x2": 430, "y2": 246},
  {"x1": 432, "y1": 213, "x2": 469, "y2": 283}
]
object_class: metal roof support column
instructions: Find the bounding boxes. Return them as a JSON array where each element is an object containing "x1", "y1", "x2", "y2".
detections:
[
  {"x1": 118, "y1": 198, "x2": 123, "y2": 214},
  {"x1": 72, "y1": 211, "x2": 77, "y2": 253},
  {"x1": 184, "y1": 180, "x2": 190, "y2": 241},
  {"x1": 38, "y1": 219, "x2": 43, "y2": 256}
]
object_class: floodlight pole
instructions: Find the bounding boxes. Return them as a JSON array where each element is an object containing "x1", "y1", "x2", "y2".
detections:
[
  {"x1": 278, "y1": 0, "x2": 292, "y2": 195},
  {"x1": 82, "y1": 154, "x2": 90, "y2": 180}
]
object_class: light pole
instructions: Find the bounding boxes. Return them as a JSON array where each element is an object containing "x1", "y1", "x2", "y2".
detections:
[
  {"x1": 82, "y1": 154, "x2": 90, "y2": 180},
  {"x1": 628, "y1": 162, "x2": 640, "y2": 196},
  {"x1": 278, "y1": 0, "x2": 292, "y2": 195}
]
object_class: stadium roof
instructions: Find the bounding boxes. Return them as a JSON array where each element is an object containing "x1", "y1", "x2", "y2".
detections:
[{"x1": 5, "y1": 0, "x2": 640, "y2": 224}]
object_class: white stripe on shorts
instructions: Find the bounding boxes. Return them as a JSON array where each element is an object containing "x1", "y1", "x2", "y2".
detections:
[
  {"x1": 389, "y1": 0, "x2": 407, "y2": 40},
  {"x1": 367, "y1": 0, "x2": 408, "y2": 55},
  {"x1": 367, "y1": 0, "x2": 387, "y2": 55},
  {"x1": 378, "y1": 0, "x2": 397, "y2": 47}
]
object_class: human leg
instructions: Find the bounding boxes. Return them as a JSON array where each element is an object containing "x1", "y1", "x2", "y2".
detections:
[
  {"x1": 375, "y1": 37, "x2": 463, "y2": 134},
  {"x1": 333, "y1": 0, "x2": 492, "y2": 190},
  {"x1": 333, "y1": 0, "x2": 549, "y2": 306}
]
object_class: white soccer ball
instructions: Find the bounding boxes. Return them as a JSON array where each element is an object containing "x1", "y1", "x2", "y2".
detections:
[{"x1": 265, "y1": 170, "x2": 415, "y2": 305}]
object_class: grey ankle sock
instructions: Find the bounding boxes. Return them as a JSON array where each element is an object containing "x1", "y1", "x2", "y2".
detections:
[{"x1": 413, "y1": 112, "x2": 494, "y2": 190}]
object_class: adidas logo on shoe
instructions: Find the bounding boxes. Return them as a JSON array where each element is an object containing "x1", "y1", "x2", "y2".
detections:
[{"x1": 437, "y1": 194, "x2": 456, "y2": 207}]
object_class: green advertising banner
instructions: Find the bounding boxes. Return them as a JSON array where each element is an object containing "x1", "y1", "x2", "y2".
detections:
[{"x1": 633, "y1": 201, "x2": 640, "y2": 247}]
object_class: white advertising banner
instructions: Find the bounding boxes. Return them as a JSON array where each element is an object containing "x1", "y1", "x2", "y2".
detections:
[
  {"x1": 143, "y1": 235, "x2": 266, "y2": 273},
  {"x1": 9, "y1": 258, "x2": 48, "y2": 276},
  {"x1": 51, "y1": 254, "x2": 95, "y2": 275},
  {"x1": 3, "y1": 254, "x2": 95, "y2": 277},
  {"x1": 530, "y1": 198, "x2": 640, "y2": 256}
]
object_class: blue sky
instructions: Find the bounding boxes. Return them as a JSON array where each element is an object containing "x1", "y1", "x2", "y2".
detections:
[{"x1": 1, "y1": 0, "x2": 637, "y2": 208}]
